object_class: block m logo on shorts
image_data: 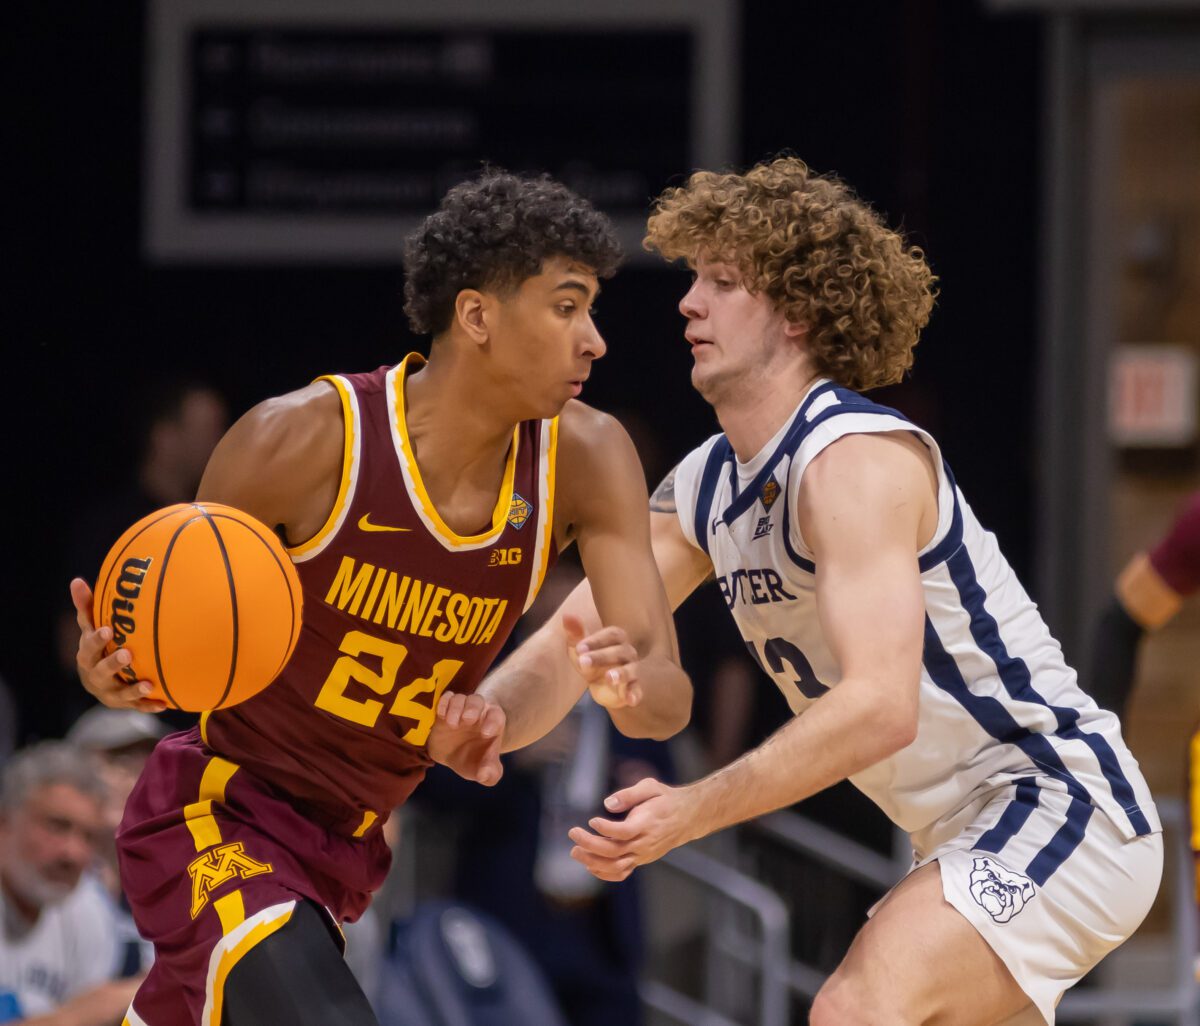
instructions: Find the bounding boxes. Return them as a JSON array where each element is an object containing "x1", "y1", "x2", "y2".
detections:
[{"x1": 187, "y1": 842, "x2": 273, "y2": 918}]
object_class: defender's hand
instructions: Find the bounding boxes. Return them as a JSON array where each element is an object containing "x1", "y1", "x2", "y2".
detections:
[
  {"x1": 567, "y1": 777, "x2": 698, "y2": 881},
  {"x1": 564, "y1": 614, "x2": 643, "y2": 710},
  {"x1": 69, "y1": 578, "x2": 166, "y2": 713},
  {"x1": 427, "y1": 692, "x2": 505, "y2": 787}
]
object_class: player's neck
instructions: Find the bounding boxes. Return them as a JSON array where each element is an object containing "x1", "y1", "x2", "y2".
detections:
[
  {"x1": 407, "y1": 348, "x2": 520, "y2": 443},
  {"x1": 714, "y1": 366, "x2": 822, "y2": 463},
  {"x1": 402, "y1": 350, "x2": 521, "y2": 490}
]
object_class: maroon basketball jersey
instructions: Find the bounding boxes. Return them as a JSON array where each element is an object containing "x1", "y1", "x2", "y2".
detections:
[{"x1": 201, "y1": 354, "x2": 558, "y2": 835}]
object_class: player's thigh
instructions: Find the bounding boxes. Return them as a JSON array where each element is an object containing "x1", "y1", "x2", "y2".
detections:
[
  {"x1": 222, "y1": 900, "x2": 379, "y2": 1026},
  {"x1": 812, "y1": 861, "x2": 1031, "y2": 1026}
]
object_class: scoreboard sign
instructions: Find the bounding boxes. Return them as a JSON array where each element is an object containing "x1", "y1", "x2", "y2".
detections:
[{"x1": 145, "y1": 0, "x2": 736, "y2": 262}]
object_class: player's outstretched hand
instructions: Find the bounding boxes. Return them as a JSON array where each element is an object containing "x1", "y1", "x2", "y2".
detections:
[
  {"x1": 69, "y1": 578, "x2": 167, "y2": 713},
  {"x1": 567, "y1": 777, "x2": 698, "y2": 882},
  {"x1": 564, "y1": 614, "x2": 642, "y2": 710},
  {"x1": 427, "y1": 692, "x2": 505, "y2": 787}
]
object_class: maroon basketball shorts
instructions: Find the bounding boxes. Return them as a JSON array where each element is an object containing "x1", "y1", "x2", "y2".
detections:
[{"x1": 116, "y1": 729, "x2": 391, "y2": 1026}]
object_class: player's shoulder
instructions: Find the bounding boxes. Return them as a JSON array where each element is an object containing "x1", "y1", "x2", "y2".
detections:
[
  {"x1": 554, "y1": 401, "x2": 648, "y2": 527},
  {"x1": 797, "y1": 429, "x2": 937, "y2": 530},
  {"x1": 248, "y1": 378, "x2": 343, "y2": 429},
  {"x1": 200, "y1": 379, "x2": 347, "y2": 510},
  {"x1": 229, "y1": 379, "x2": 344, "y2": 460},
  {"x1": 557, "y1": 399, "x2": 635, "y2": 469},
  {"x1": 803, "y1": 428, "x2": 932, "y2": 484}
]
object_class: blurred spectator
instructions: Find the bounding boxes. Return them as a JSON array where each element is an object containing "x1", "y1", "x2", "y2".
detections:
[
  {"x1": 416, "y1": 558, "x2": 671, "y2": 1026},
  {"x1": 0, "y1": 741, "x2": 132, "y2": 1025},
  {"x1": 43, "y1": 382, "x2": 229, "y2": 741},
  {"x1": 1088, "y1": 490, "x2": 1200, "y2": 719},
  {"x1": 1086, "y1": 492, "x2": 1200, "y2": 930},
  {"x1": 67, "y1": 708, "x2": 169, "y2": 982}
]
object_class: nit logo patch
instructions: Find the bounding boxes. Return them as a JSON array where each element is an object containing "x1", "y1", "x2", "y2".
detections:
[
  {"x1": 507, "y1": 494, "x2": 533, "y2": 530},
  {"x1": 187, "y1": 842, "x2": 273, "y2": 918},
  {"x1": 760, "y1": 474, "x2": 781, "y2": 512}
]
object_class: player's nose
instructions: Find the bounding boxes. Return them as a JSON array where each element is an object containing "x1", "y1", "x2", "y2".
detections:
[
  {"x1": 679, "y1": 281, "x2": 705, "y2": 320},
  {"x1": 581, "y1": 321, "x2": 606, "y2": 360}
]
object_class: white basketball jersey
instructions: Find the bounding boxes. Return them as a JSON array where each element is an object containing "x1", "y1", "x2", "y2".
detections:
[{"x1": 674, "y1": 379, "x2": 1159, "y2": 855}]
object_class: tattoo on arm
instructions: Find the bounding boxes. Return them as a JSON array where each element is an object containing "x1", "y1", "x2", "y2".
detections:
[{"x1": 649, "y1": 465, "x2": 679, "y2": 514}]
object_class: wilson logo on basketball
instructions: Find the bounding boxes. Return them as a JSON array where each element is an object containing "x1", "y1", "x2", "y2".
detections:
[
  {"x1": 187, "y1": 842, "x2": 273, "y2": 918},
  {"x1": 109, "y1": 556, "x2": 153, "y2": 684}
]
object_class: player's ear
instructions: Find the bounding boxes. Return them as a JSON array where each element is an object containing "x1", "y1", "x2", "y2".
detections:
[
  {"x1": 454, "y1": 288, "x2": 491, "y2": 346},
  {"x1": 784, "y1": 317, "x2": 809, "y2": 340}
]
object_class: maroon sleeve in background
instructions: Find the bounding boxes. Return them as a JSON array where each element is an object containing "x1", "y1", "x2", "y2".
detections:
[{"x1": 1148, "y1": 491, "x2": 1200, "y2": 598}]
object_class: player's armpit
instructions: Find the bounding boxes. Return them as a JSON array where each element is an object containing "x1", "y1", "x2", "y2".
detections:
[
  {"x1": 651, "y1": 510, "x2": 716, "y2": 609},
  {"x1": 649, "y1": 464, "x2": 679, "y2": 514}
]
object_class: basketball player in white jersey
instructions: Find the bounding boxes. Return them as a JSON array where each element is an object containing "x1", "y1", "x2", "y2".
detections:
[{"x1": 484, "y1": 157, "x2": 1162, "y2": 1025}]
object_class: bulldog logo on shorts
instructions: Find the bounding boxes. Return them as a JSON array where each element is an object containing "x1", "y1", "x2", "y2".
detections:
[{"x1": 968, "y1": 855, "x2": 1035, "y2": 923}]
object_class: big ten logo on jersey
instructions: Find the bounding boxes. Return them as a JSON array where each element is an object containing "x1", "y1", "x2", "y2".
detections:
[
  {"x1": 489, "y1": 547, "x2": 522, "y2": 567},
  {"x1": 188, "y1": 842, "x2": 272, "y2": 918},
  {"x1": 315, "y1": 556, "x2": 510, "y2": 743},
  {"x1": 716, "y1": 568, "x2": 796, "y2": 610}
]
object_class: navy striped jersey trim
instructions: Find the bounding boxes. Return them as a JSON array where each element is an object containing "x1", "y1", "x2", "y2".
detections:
[
  {"x1": 694, "y1": 437, "x2": 733, "y2": 556},
  {"x1": 780, "y1": 482, "x2": 816, "y2": 573},
  {"x1": 975, "y1": 777, "x2": 1040, "y2": 855},
  {"x1": 711, "y1": 382, "x2": 837, "y2": 530},
  {"x1": 770, "y1": 397, "x2": 963, "y2": 574},
  {"x1": 975, "y1": 782, "x2": 1094, "y2": 885},
  {"x1": 922, "y1": 616, "x2": 1092, "y2": 805},
  {"x1": 779, "y1": 458, "x2": 963, "y2": 575},
  {"x1": 944, "y1": 545, "x2": 1152, "y2": 837},
  {"x1": 699, "y1": 383, "x2": 963, "y2": 574},
  {"x1": 1025, "y1": 795, "x2": 1094, "y2": 886}
]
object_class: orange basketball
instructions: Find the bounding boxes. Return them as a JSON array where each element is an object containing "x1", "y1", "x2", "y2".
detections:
[{"x1": 93, "y1": 503, "x2": 303, "y2": 712}]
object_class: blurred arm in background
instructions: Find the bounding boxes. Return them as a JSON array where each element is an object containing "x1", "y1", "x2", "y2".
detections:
[{"x1": 1089, "y1": 490, "x2": 1200, "y2": 719}]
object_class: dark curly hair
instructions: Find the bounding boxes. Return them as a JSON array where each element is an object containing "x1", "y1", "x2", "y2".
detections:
[
  {"x1": 645, "y1": 157, "x2": 937, "y2": 391},
  {"x1": 403, "y1": 170, "x2": 623, "y2": 336}
]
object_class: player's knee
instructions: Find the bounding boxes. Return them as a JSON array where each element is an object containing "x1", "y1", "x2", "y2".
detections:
[{"x1": 810, "y1": 974, "x2": 913, "y2": 1026}]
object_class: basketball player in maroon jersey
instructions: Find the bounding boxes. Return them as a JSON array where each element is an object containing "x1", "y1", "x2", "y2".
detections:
[
  {"x1": 1089, "y1": 490, "x2": 1200, "y2": 718},
  {"x1": 67, "y1": 171, "x2": 690, "y2": 1026}
]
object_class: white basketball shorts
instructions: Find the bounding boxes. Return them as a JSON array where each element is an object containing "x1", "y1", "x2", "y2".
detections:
[{"x1": 887, "y1": 781, "x2": 1163, "y2": 1024}]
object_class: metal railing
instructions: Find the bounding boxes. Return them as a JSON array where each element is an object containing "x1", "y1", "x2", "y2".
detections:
[{"x1": 641, "y1": 844, "x2": 791, "y2": 1026}]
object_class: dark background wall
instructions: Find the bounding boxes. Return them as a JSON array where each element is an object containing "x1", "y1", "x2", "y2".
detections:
[{"x1": 7, "y1": 0, "x2": 1042, "y2": 740}]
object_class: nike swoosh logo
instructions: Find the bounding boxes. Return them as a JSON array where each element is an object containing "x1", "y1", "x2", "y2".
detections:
[{"x1": 358, "y1": 514, "x2": 411, "y2": 533}]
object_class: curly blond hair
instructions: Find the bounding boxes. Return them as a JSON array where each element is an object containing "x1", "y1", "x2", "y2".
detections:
[{"x1": 644, "y1": 157, "x2": 937, "y2": 391}]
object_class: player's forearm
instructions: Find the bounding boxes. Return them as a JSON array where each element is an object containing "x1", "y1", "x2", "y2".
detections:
[
  {"x1": 606, "y1": 655, "x2": 692, "y2": 740},
  {"x1": 682, "y1": 676, "x2": 916, "y2": 841},
  {"x1": 476, "y1": 619, "x2": 586, "y2": 752}
]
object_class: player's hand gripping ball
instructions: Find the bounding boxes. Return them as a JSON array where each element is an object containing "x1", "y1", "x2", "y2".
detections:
[{"x1": 93, "y1": 503, "x2": 303, "y2": 712}]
